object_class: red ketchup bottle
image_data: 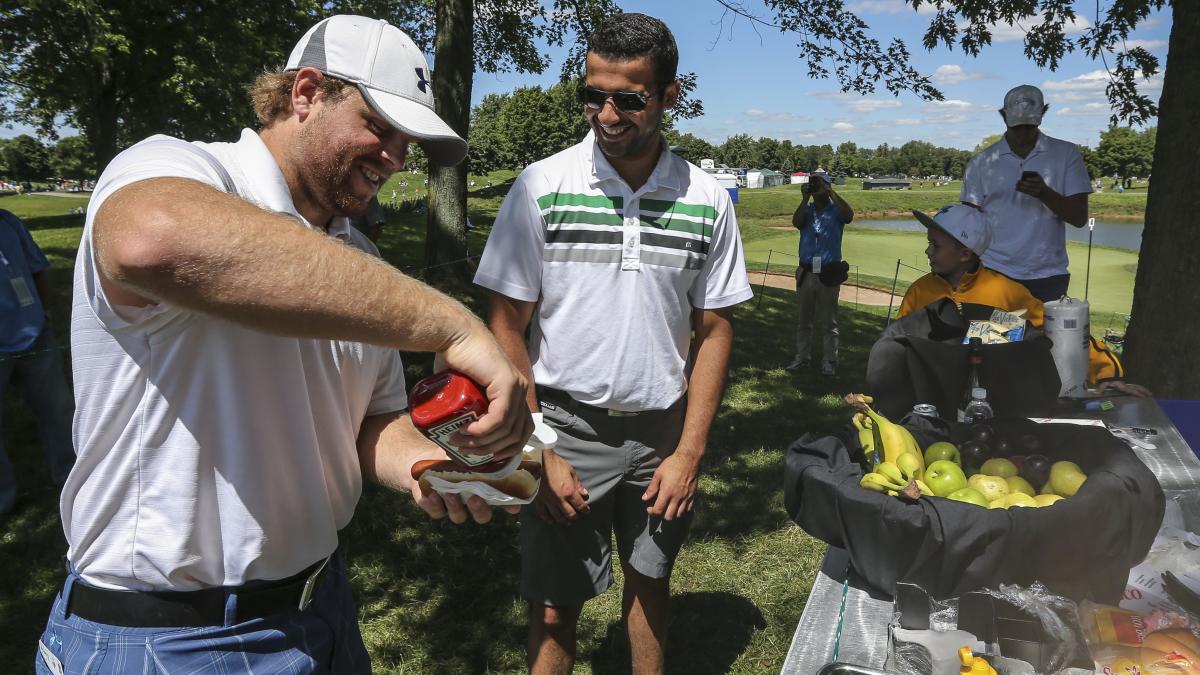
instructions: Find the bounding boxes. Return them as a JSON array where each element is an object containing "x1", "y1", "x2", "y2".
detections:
[{"x1": 409, "y1": 370, "x2": 493, "y2": 467}]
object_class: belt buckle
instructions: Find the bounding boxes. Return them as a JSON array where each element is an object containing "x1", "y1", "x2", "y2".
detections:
[{"x1": 297, "y1": 556, "x2": 330, "y2": 611}]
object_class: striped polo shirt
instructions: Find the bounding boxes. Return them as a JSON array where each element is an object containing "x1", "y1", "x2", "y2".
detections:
[{"x1": 475, "y1": 133, "x2": 753, "y2": 411}]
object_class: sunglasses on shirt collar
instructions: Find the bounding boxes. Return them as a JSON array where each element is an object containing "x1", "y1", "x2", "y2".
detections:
[{"x1": 577, "y1": 85, "x2": 660, "y2": 113}]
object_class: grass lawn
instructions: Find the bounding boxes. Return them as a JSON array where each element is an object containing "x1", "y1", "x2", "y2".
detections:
[{"x1": 1, "y1": 187, "x2": 860, "y2": 673}]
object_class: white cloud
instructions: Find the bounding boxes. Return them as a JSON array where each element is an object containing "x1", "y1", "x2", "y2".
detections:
[
  {"x1": 832, "y1": 122, "x2": 856, "y2": 131},
  {"x1": 894, "y1": 118, "x2": 923, "y2": 126},
  {"x1": 924, "y1": 99, "x2": 992, "y2": 112},
  {"x1": 744, "y1": 109, "x2": 800, "y2": 121},
  {"x1": 846, "y1": 99, "x2": 903, "y2": 112},
  {"x1": 1117, "y1": 39, "x2": 1168, "y2": 51},
  {"x1": 964, "y1": 16, "x2": 1091, "y2": 43},
  {"x1": 932, "y1": 65, "x2": 987, "y2": 85},
  {"x1": 1041, "y1": 69, "x2": 1164, "y2": 104},
  {"x1": 1056, "y1": 103, "x2": 1110, "y2": 117}
]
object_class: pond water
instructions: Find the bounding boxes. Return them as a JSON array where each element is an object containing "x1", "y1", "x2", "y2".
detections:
[{"x1": 856, "y1": 219, "x2": 1143, "y2": 252}]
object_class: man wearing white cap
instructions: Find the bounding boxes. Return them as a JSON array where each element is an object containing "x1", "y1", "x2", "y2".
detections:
[
  {"x1": 35, "y1": 15, "x2": 531, "y2": 673},
  {"x1": 960, "y1": 84, "x2": 1093, "y2": 302}
]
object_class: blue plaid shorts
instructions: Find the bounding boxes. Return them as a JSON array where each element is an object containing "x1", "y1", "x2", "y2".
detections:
[{"x1": 35, "y1": 553, "x2": 369, "y2": 674}]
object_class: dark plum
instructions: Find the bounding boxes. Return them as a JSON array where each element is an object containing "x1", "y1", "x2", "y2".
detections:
[
  {"x1": 992, "y1": 437, "x2": 1014, "y2": 458},
  {"x1": 960, "y1": 440, "x2": 992, "y2": 473},
  {"x1": 1021, "y1": 454, "x2": 1052, "y2": 489},
  {"x1": 970, "y1": 424, "x2": 994, "y2": 447}
]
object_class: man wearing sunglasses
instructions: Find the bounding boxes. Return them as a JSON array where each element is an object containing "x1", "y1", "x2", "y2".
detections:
[{"x1": 475, "y1": 12, "x2": 752, "y2": 675}]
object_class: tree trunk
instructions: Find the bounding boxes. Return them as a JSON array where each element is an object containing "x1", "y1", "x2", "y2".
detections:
[
  {"x1": 425, "y1": 0, "x2": 474, "y2": 286},
  {"x1": 1122, "y1": 0, "x2": 1200, "y2": 397}
]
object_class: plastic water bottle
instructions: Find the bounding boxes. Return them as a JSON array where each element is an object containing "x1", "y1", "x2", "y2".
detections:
[{"x1": 962, "y1": 388, "x2": 994, "y2": 425}]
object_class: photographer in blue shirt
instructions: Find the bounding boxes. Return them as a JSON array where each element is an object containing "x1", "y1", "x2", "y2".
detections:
[
  {"x1": 787, "y1": 174, "x2": 853, "y2": 376},
  {"x1": 0, "y1": 209, "x2": 75, "y2": 514}
]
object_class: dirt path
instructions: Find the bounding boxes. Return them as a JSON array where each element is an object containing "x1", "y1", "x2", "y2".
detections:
[{"x1": 752, "y1": 271, "x2": 903, "y2": 307}]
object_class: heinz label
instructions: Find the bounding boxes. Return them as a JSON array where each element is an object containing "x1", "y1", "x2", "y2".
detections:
[{"x1": 425, "y1": 412, "x2": 494, "y2": 466}]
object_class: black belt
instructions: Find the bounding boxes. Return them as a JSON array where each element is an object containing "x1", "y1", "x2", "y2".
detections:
[{"x1": 66, "y1": 555, "x2": 332, "y2": 627}]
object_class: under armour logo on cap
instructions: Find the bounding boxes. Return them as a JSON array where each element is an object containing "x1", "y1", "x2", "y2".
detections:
[{"x1": 415, "y1": 68, "x2": 430, "y2": 93}]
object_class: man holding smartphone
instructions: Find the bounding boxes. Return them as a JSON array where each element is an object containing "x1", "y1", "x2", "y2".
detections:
[
  {"x1": 787, "y1": 173, "x2": 853, "y2": 376},
  {"x1": 960, "y1": 85, "x2": 1092, "y2": 302}
]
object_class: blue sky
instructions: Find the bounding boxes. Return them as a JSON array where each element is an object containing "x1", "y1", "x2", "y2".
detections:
[
  {"x1": 2, "y1": 1, "x2": 1169, "y2": 152},
  {"x1": 470, "y1": 0, "x2": 1170, "y2": 151}
]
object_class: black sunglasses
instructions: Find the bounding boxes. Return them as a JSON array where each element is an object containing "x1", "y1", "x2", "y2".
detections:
[{"x1": 577, "y1": 85, "x2": 659, "y2": 113}]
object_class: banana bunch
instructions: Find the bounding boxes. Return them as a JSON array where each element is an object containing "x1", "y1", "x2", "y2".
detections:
[
  {"x1": 860, "y1": 459, "x2": 934, "y2": 499},
  {"x1": 846, "y1": 393, "x2": 925, "y2": 472}
]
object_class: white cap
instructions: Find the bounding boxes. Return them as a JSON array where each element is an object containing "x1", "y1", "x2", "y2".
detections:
[
  {"x1": 1002, "y1": 84, "x2": 1045, "y2": 127},
  {"x1": 287, "y1": 15, "x2": 467, "y2": 166},
  {"x1": 913, "y1": 204, "x2": 992, "y2": 256}
]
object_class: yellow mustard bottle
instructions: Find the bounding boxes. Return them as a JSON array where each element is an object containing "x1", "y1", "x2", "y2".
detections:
[{"x1": 959, "y1": 646, "x2": 997, "y2": 675}]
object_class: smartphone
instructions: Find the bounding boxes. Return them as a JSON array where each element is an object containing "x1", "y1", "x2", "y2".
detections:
[{"x1": 1021, "y1": 170, "x2": 1039, "y2": 181}]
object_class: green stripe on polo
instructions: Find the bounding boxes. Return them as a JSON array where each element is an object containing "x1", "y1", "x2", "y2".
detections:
[
  {"x1": 641, "y1": 199, "x2": 718, "y2": 220},
  {"x1": 545, "y1": 210, "x2": 624, "y2": 227},
  {"x1": 537, "y1": 192, "x2": 623, "y2": 211}
]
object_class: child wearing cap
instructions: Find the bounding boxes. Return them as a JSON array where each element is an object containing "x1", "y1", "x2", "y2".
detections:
[
  {"x1": 898, "y1": 204, "x2": 1042, "y2": 322},
  {"x1": 898, "y1": 204, "x2": 1147, "y2": 395}
]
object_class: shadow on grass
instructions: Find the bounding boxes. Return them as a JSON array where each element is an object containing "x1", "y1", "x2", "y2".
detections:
[{"x1": 584, "y1": 590, "x2": 766, "y2": 675}]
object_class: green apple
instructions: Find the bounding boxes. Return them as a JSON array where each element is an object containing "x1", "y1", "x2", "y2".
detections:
[
  {"x1": 988, "y1": 499, "x2": 1006, "y2": 509},
  {"x1": 1001, "y1": 492, "x2": 1038, "y2": 508},
  {"x1": 979, "y1": 457, "x2": 1019, "y2": 478},
  {"x1": 1049, "y1": 461, "x2": 1088, "y2": 497},
  {"x1": 1039, "y1": 480, "x2": 1056, "y2": 496},
  {"x1": 1005, "y1": 476, "x2": 1036, "y2": 497},
  {"x1": 923, "y1": 441, "x2": 961, "y2": 467},
  {"x1": 947, "y1": 487, "x2": 990, "y2": 507},
  {"x1": 924, "y1": 459, "x2": 968, "y2": 497},
  {"x1": 968, "y1": 474, "x2": 1010, "y2": 502},
  {"x1": 1034, "y1": 494, "x2": 1064, "y2": 507}
]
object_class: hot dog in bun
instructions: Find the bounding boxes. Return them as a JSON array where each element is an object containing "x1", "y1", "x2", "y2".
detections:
[
  {"x1": 410, "y1": 412, "x2": 558, "y2": 506},
  {"x1": 411, "y1": 458, "x2": 544, "y2": 502}
]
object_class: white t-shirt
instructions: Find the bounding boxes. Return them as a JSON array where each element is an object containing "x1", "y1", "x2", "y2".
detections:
[
  {"x1": 65, "y1": 129, "x2": 408, "y2": 591},
  {"x1": 961, "y1": 132, "x2": 1093, "y2": 279},
  {"x1": 474, "y1": 133, "x2": 753, "y2": 412}
]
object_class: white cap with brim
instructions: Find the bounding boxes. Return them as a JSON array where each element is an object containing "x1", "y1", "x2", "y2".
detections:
[
  {"x1": 913, "y1": 205, "x2": 992, "y2": 257},
  {"x1": 287, "y1": 15, "x2": 468, "y2": 167},
  {"x1": 1002, "y1": 84, "x2": 1045, "y2": 128}
]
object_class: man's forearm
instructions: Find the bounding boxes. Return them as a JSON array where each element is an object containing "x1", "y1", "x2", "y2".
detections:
[
  {"x1": 1040, "y1": 191, "x2": 1088, "y2": 228},
  {"x1": 96, "y1": 178, "x2": 483, "y2": 353},
  {"x1": 358, "y1": 411, "x2": 435, "y2": 492},
  {"x1": 676, "y1": 308, "x2": 735, "y2": 460},
  {"x1": 487, "y1": 294, "x2": 540, "y2": 412},
  {"x1": 792, "y1": 197, "x2": 811, "y2": 229}
]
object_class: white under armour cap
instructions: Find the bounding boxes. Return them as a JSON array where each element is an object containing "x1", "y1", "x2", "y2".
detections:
[
  {"x1": 1002, "y1": 84, "x2": 1045, "y2": 128},
  {"x1": 913, "y1": 205, "x2": 992, "y2": 256},
  {"x1": 287, "y1": 15, "x2": 467, "y2": 166}
]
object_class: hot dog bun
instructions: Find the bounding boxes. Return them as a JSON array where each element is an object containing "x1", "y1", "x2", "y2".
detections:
[{"x1": 412, "y1": 459, "x2": 543, "y2": 501}]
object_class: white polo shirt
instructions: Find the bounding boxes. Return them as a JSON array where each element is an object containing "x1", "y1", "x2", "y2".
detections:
[
  {"x1": 961, "y1": 132, "x2": 1093, "y2": 279},
  {"x1": 65, "y1": 129, "x2": 408, "y2": 591},
  {"x1": 474, "y1": 133, "x2": 753, "y2": 412}
]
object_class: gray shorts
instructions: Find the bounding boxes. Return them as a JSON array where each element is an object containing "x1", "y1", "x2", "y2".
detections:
[{"x1": 521, "y1": 389, "x2": 692, "y2": 607}]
